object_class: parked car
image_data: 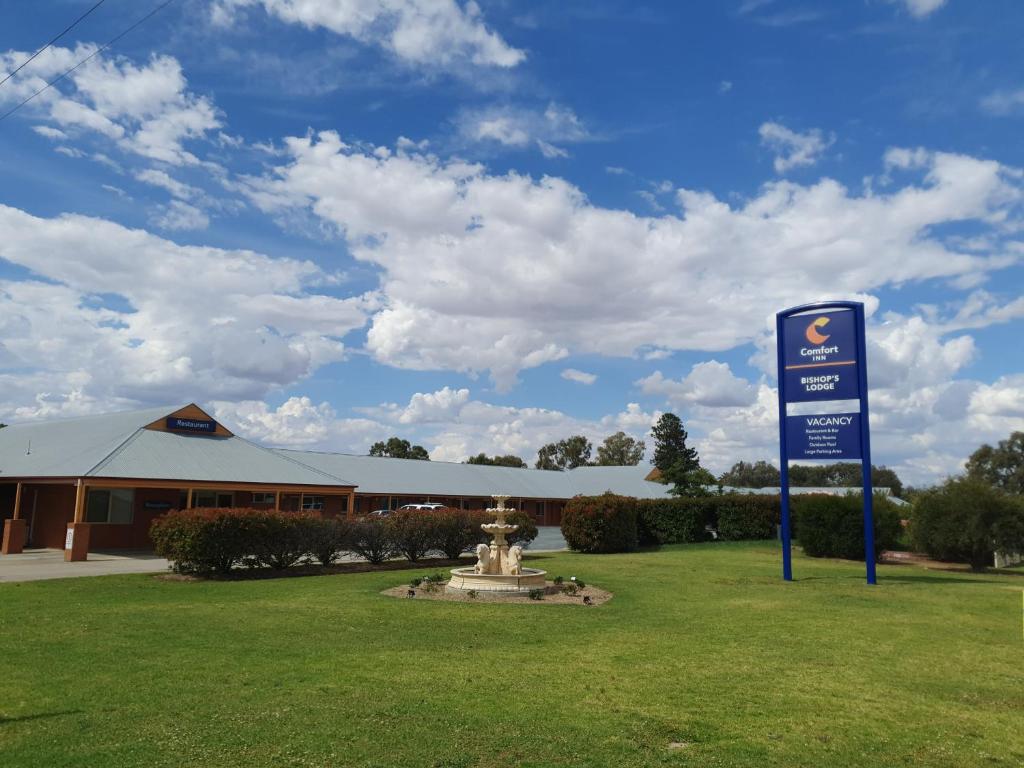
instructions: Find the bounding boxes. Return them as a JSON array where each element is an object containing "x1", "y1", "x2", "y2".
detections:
[
  {"x1": 397, "y1": 503, "x2": 445, "y2": 511},
  {"x1": 369, "y1": 509, "x2": 392, "y2": 517}
]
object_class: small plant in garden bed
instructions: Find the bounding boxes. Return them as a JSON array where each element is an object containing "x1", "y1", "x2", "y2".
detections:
[
  {"x1": 562, "y1": 582, "x2": 579, "y2": 596},
  {"x1": 553, "y1": 575, "x2": 564, "y2": 585},
  {"x1": 528, "y1": 588, "x2": 544, "y2": 600},
  {"x1": 409, "y1": 577, "x2": 423, "y2": 587},
  {"x1": 466, "y1": 589, "x2": 478, "y2": 599}
]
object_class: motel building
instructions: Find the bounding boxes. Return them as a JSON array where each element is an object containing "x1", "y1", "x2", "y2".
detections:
[{"x1": 0, "y1": 404, "x2": 675, "y2": 562}]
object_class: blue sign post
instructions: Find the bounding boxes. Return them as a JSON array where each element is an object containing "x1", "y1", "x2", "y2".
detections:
[{"x1": 776, "y1": 301, "x2": 876, "y2": 585}]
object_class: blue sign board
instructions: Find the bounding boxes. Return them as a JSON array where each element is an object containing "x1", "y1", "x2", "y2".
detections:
[
  {"x1": 166, "y1": 417, "x2": 216, "y2": 433},
  {"x1": 776, "y1": 301, "x2": 876, "y2": 585},
  {"x1": 782, "y1": 310, "x2": 860, "y2": 402},
  {"x1": 786, "y1": 413, "x2": 861, "y2": 460}
]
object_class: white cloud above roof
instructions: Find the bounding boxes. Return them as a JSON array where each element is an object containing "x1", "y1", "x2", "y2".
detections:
[{"x1": 212, "y1": 0, "x2": 525, "y2": 69}]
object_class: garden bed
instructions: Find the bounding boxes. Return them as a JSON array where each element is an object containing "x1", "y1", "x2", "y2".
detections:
[
  {"x1": 381, "y1": 579, "x2": 613, "y2": 605},
  {"x1": 154, "y1": 556, "x2": 468, "y2": 581}
]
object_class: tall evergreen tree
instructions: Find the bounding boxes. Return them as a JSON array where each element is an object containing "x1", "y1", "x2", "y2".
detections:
[{"x1": 651, "y1": 413, "x2": 699, "y2": 474}]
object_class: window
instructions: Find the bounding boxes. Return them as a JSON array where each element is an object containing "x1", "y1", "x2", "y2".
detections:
[
  {"x1": 301, "y1": 495, "x2": 324, "y2": 511},
  {"x1": 194, "y1": 491, "x2": 234, "y2": 508},
  {"x1": 85, "y1": 488, "x2": 134, "y2": 524},
  {"x1": 252, "y1": 492, "x2": 276, "y2": 505}
]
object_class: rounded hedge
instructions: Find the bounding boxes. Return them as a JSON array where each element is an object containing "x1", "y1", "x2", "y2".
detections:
[
  {"x1": 561, "y1": 493, "x2": 638, "y2": 553},
  {"x1": 791, "y1": 493, "x2": 901, "y2": 560},
  {"x1": 910, "y1": 477, "x2": 1024, "y2": 571}
]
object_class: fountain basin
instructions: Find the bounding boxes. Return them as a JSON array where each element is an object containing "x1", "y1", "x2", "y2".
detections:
[{"x1": 446, "y1": 566, "x2": 547, "y2": 594}]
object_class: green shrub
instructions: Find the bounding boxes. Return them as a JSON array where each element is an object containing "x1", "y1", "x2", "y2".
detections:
[
  {"x1": 560, "y1": 493, "x2": 638, "y2": 553},
  {"x1": 433, "y1": 508, "x2": 484, "y2": 559},
  {"x1": 252, "y1": 512, "x2": 320, "y2": 570},
  {"x1": 792, "y1": 493, "x2": 901, "y2": 560},
  {"x1": 306, "y1": 517, "x2": 351, "y2": 566},
  {"x1": 716, "y1": 495, "x2": 781, "y2": 540},
  {"x1": 385, "y1": 509, "x2": 440, "y2": 562},
  {"x1": 635, "y1": 497, "x2": 707, "y2": 546},
  {"x1": 349, "y1": 516, "x2": 395, "y2": 564},
  {"x1": 910, "y1": 477, "x2": 1024, "y2": 572},
  {"x1": 505, "y1": 511, "x2": 539, "y2": 547},
  {"x1": 150, "y1": 508, "x2": 264, "y2": 575}
]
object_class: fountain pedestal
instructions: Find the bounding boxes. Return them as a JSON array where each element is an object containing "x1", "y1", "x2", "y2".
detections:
[{"x1": 446, "y1": 495, "x2": 547, "y2": 595}]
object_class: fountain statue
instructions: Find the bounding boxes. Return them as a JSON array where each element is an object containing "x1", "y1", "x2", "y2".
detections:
[{"x1": 446, "y1": 495, "x2": 547, "y2": 594}]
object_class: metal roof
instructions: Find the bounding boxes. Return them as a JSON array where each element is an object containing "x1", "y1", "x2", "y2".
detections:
[
  {"x1": 0, "y1": 405, "x2": 180, "y2": 478},
  {"x1": 0, "y1": 405, "x2": 354, "y2": 487},
  {"x1": 277, "y1": 450, "x2": 675, "y2": 500},
  {"x1": 91, "y1": 430, "x2": 353, "y2": 486}
]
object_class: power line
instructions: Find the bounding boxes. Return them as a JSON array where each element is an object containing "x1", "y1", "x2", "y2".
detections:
[
  {"x1": 0, "y1": 0, "x2": 177, "y2": 125},
  {"x1": 0, "y1": 0, "x2": 108, "y2": 89}
]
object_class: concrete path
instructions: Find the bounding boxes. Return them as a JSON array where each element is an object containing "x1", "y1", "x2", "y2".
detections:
[{"x1": 0, "y1": 549, "x2": 171, "y2": 583}]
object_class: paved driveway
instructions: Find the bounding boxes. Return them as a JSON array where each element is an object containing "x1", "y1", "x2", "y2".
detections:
[
  {"x1": 531, "y1": 526, "x2": 567, "y2": 551},
  {"x1": 0, "y1": 549, "x2": 171, "y2": 583}
]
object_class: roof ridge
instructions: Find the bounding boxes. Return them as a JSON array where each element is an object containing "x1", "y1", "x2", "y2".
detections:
[
  {"x1": 234, "y1": 434, "x2": 356, "y2": 486},
  {"x1": 277, "y1": 447, "x2": 547, "y2": 471},
  {"x1": 3, "y1": 403, "x2": 187, "y2": 429},
  {"x1": 83, "y1": 426, "x2": 147, "y2": 477}
]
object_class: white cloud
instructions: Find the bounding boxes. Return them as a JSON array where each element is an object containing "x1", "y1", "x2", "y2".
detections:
[
  {"x1": 458, "y1": 102, "x2": 587, "y2": 156},
  {"x1": 561, "y1": 368, "x2": 597, "y2": 385},
  {"x1": 980, "y1": 88, "x2": 1024, "y2": 116},
  {"x1": 894, "y1": 0, "x2": 947, "y2": 18},
  {"x1": 638, "y1": 361, "x2": 758, "y2": 408},
  {"x1": 0, "y1": 204, "x2": 372, "y2": 418},
  {"x1": 135, "y1": 169, "x2": 200, "y2": 200},
  {"x1": 212, "y1": 396, "x2": 337, "y2": 444},
  {"x1": 32, "y1": 125, "x2": 68, "y2": 140},
  {"x1": 396, "y1": 386, "x2": 470, "y2": 424},
  {"x1": 758, "y1": 121, "x2": 835, "y2": 173},
  {"x1": 151, "y1": 200, "x2": 210, "y2": 231},
  {"x1": 214, "y1": 0, "x2": 525, "y2": 69},
  {"x1": 240, "y1": 134, "x2": 1022, "y2": 387},
  {"x1": 0, "y1": 46, "x2": 220, "y2": 166},
  {"x1": 215, "y1": 386, "x2": 660, "y2": 465}
]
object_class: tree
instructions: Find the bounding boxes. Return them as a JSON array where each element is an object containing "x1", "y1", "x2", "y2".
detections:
[
  {"x1": 651, "y1": 413, "x2": 699, "y2": 474},
  {"x1": 719, "y1": 460, "x2": 781, "y2": 488},
  {"x1": 465, "y1": 453, "x2": 527, "y2": 468},
  {"x1": 595, "y1": 432, "x2": 645, "y2": 466},
  {"x1": 535, "y1": 443, "x2": 561, "y2": 471},
  {"x1": 665, "y1": 465, "x2": 718, "y2": 497},
  {"x1": 966, "y1": 432, "x2": 1024, "y2": 495},
  {"x1": 911, "y1": 477, "x2": 1024, "y2": 571},
  {"x1": 368, "y1": 437, "x2": 430, "y2": 460},
  {"x1": 534, "y1": 435, "x2": 593, "y2": 470},
  {"x1": 784, "y1": 462, "x2": 904, "y2": 498}
]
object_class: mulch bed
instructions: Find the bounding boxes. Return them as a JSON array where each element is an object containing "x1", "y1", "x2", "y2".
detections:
[
  {"x1": 154, "y1": 557, "x2": 469, "y2": 582},
  {"x1": 381, "y1": 580, "x2": 613, "y2": 606}
]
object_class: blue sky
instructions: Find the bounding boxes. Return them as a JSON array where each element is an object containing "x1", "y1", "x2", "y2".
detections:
[{"x1": 1, "y1": 0, "x2": 1022, "y2": 484}]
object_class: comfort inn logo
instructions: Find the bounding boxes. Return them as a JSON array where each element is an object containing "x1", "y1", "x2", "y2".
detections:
[{"x1": 804, "y1": 316, "x2": 831, "y2": 346}]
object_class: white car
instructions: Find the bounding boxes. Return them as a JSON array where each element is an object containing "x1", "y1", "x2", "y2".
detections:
[{"x1": 397, "y1": 503, "x2": 445, "y2": 511}]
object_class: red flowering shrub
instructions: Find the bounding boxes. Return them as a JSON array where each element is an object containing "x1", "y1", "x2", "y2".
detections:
[{"x1": 560, "y1": 493, "x2": 638, "y2": 553}]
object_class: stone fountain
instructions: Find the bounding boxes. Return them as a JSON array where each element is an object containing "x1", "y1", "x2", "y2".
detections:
[{"x1": 446, "y1": 495, "x2": 547, "y2": 594}]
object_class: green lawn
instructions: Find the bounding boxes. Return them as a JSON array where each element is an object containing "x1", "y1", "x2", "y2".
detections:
[{"x1": 1, "y1": 542, "x2": 1022, "y2": 768}]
